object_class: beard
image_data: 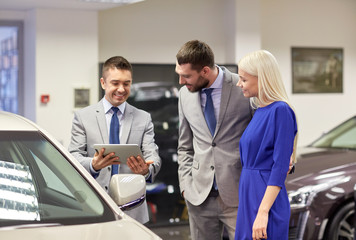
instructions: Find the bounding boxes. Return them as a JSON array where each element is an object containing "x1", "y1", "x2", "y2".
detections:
[{"x1": 187, "y1": 76, "x2": 210, "y2": 92}]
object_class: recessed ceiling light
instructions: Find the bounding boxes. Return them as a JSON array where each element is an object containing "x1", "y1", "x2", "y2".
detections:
[{"x1": 81, "y1": 0, "x2": 144, "y2": 4}]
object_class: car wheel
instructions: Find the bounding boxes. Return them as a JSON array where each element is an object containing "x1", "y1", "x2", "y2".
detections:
[{"x1": 324, "y1": 202, "x2": 355, "y2": 240}]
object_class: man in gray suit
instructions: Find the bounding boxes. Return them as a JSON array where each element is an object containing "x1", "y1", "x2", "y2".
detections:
[
  {"x1": 175, "y1": 40, "x2": 253, "y2": 240},
  {"x1": 68, "y1": 56, "x2": 161, "y2": 224}
]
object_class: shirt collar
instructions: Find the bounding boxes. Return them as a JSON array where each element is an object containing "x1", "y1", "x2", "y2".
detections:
[
  {"x1": 203, "y1": 65, "x2": 223, "y2": 91},
  {"x1": 102, "y1": 97, "x2": 126, "y2": 115}
]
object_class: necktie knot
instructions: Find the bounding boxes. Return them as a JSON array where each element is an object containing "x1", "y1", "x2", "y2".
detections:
[
  {"x1": 203, "y1": 88, "x2": 213, "y2": 97},
  {"x1": 111, "y1": 106, "x2": 119, "y2": 114}
]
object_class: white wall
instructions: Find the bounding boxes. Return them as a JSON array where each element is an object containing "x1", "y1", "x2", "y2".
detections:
[
  {"x1": 1, "y1": 0, "x2": 355, "y2": 147},
  {"x1": 34, "y1": 9, "x2": 99, "y2": 146},
  {"x1": 0, "y1": 10, "x2": 26, "y2": 20},
  {"x1": 98, "y1": 0, "x2": 240, "y2": 64},
  {"x1": 99, "y1": 0, "x2": 356, "y2": 146},
  {"x1": 260, "y1": 0, "x2": 356, "y2": 145},
  {"x1": 1, "y1": 9, "x2": 99, "y2": 147},
  {"x1": 235, "y1": 0, "x2": 261, "y2": 62}
]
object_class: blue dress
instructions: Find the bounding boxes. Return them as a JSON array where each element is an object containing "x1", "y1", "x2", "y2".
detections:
[{"x1": 234, "y1": 101, "x2": 297, "y2": 240}]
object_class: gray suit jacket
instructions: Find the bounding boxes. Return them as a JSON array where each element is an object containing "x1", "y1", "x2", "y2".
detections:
[
  {"x1": 177, "y1": 67, "x2": 253, "y2": 207},
  {"x1": 68, "y1": 99, "x2": 161, "y2": 223}
]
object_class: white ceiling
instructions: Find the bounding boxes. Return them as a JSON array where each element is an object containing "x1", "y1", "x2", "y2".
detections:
[{"x1": 0, "y1": 0, "x2": 142, "y2": 11}]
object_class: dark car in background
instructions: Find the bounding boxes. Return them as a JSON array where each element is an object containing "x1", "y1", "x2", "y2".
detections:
[
  {"x1": 287, "y1": 116, "x2": 356, "y2": 240},
  {"x1": 127, "y1": 82, "x2": 186, "y2": 226}
]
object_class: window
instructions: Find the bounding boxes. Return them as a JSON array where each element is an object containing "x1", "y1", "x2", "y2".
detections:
[
  {"x1": 311, "y1": 117, "x2": 356, "y2": 150},
  {"x1": 0, "y1": 21, "x2": 23, "y2": 114},
  {"x1": 0, "y1": 131, "x2": 116, "y2": 226}
]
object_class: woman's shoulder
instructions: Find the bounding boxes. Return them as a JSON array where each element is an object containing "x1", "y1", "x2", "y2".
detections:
[
  {"x1": 270, "y1": 101, "x2": 296, "y2": 122},
  {"x1": 268, "y1": 101, "x2": 292, "y2": 111},
  {"x1": 272, "y1": 101, "x2": 288, "y2": 107},
  {"x1": 259, "y1": 101, "x2": 294, "y2": 118}
]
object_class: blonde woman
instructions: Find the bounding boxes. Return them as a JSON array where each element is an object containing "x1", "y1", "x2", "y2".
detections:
[{"x1": 234, "y1": 50, "x2": 298, "y2": 240}]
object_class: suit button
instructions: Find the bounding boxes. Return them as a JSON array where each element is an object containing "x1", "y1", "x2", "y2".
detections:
[
  {"x1": 105, "y1": 186, "x2": 108, "y2": 190},
  {"x1": 108, "y1": 167, "x2": 111, "y2": 171},
  {"x1": 211, "y1": 166, "x2": 214, "y2": 170},
  {"x1": 212, "y1": 142, "x2": 216, "y2": 147}
]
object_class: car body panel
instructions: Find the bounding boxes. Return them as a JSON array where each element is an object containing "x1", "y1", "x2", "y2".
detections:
[
  {"x1": 0, "y1": 220, "x2": 157, "y2": 240},
  {"x1": 287, "y1": 148, "x2": 356, "y2": 239},
  {"x1": 0, "y1": 111, "x2": 161, "y2": 240},
  {"x1": 287, "y1": 148, "x2": 356, "y2": 190},
  {"x1": 286, "y1": 116, "x2": 356, "y2": 240},
  {"x1": 0, "y1": 111, "x2": 38, "y2": 131}
]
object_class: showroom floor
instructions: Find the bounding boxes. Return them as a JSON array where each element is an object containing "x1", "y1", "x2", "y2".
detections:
[
  {"x1": 149, "y1": 224, "x2": 231, "y2": 240},
  {"x1": 149, "y1": 224, "x2": 191, "y2": 240}
]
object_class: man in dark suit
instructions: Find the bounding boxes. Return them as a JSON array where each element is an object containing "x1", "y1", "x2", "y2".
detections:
[
  {"x1": 176, "y1": 40, "x2": 253, "y2": 239},
  {"x1": 68, "y1": 56, "x2": 161, "y2": 223}
]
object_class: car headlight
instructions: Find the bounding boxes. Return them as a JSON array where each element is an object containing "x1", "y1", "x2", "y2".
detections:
[
  {"x1": 288, "y1": 175, "x2": 351, "y2": 209},
  {"x1": 288, "y1": 185, "x2": 324, "y2": 209}
]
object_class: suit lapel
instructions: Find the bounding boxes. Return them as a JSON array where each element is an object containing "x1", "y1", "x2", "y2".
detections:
[
  {"x1": 120, "y1": 103, "x2": 133, "y2": 144},
  {"x1": 95, "y1": 101, "x2": 109, "y2": 144},
  {"x1": 216, "y1": 69, "x2": 233, "y2": 135},
  {"x1": 185, "y1": 89, "x2": 213, "y2": 138}
]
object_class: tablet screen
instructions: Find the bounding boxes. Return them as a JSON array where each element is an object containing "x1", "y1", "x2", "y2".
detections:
[{"x1": 93, "y1": 144, "x2": 143, "y2": 163}]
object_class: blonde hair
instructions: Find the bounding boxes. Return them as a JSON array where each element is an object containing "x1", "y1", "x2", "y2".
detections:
[{"x1": 238, "y1": 50, "x2": 298, "y2": 163}]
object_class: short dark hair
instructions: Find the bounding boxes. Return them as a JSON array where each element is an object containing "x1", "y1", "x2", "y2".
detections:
[
  {"x1": 102, "y1": 56, "x2": 133, "y2": 77},
  {"x1": 176, "y1": 40, "x2": 215, "y2": 72}
]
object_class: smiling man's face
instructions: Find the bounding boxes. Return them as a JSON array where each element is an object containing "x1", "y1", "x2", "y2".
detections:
[
  {"x1": 100, "y1": 68, "x2": 132, "y2": 106},
  {"x1": 175, "y1": 62, "x2": 209, "y2": 92}
]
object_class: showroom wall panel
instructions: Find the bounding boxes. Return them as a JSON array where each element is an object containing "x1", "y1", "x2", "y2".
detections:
[
  {"x1": 99, "y1": 0, "x2": 356, "y2": 146},
  {"x1": 1, "y1": 0, "x2": 355, "y2": 148},
  {"x1": 98, "y1": 0, "x2": 241, "y2": 64},
  {"x1": 260, "y1": 0, "x2": 356, "y2": 145},
  {"x1": 34, "y1": 9, "x2": 99, "y2": 146},
  {"x1": 1, "y1": 9, "x2": 99, "y2": 147}
]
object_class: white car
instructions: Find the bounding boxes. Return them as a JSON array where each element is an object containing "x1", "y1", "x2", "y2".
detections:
[{"x1": 0, "y1": 111, "x2": 161, "y2": 240}]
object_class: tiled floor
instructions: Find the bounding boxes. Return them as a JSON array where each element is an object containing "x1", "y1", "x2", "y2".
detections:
[
  {"x1": 149, "y1": 224, "x2": 191, "y2": 240},
  {"x1": 149, "y1": 224, "x2": 230, "y2": 240}
]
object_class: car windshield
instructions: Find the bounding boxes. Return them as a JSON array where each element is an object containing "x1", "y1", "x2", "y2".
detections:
[
  {"x1": 0, "y1": 131, "x2": 115, "y2": 227},
  {"x1": 310, "y1": 116, "x2": 356, "y2": 150}
]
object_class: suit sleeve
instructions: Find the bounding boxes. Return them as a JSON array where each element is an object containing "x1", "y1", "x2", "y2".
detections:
[
  {"x1": 140, "y1": 113, "x2": 162, "y2": 183},
  {"x1": 68, "y1": 111, "x2": 93, "y2": 173},
  {"x1": 177, "y1": 90, "x2": 194, "y2": 194}
]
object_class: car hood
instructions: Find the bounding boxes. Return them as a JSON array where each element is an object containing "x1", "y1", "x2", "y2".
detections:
[
  {"x1": 286, "y1": 147, "x2": 356, "y2": 192},
  {"x1": 0, "y1": 219, "x2": 161, "y2": 240}
]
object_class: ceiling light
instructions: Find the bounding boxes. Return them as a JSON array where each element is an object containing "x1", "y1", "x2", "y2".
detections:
[{"x1": 81, "y1": 0, "x2": 144, "y2": 4}]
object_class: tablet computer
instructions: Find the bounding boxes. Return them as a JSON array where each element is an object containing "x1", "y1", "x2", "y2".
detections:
[{"x1": 93, "y1": 144, "x2": 143, "y2": 164}]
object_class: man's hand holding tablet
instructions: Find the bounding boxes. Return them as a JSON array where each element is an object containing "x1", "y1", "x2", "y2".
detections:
[{"x1": 93, "y1": 144, "x2": 153, "y2": 176}]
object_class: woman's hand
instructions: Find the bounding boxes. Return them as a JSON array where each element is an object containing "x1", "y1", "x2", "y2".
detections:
[
  {"x1": 252, "y1": 185, "x2": 281, "y2": 239},
  {"x1": 252, "y1": 210, "x2": 268, "y2": 239}
]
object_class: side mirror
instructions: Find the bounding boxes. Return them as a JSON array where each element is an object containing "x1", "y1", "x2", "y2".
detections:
[{"x1": 109, "y1": 174, "x2": 146, "y2": 211}]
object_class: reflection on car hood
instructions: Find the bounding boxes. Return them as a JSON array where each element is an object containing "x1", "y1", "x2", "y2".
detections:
[
  {"x1": 0, "y1": 218, "x2": 161, "y2": 240},
  {"x1": 286, "y1": 147, "x2": 356, "y2": 191}
]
